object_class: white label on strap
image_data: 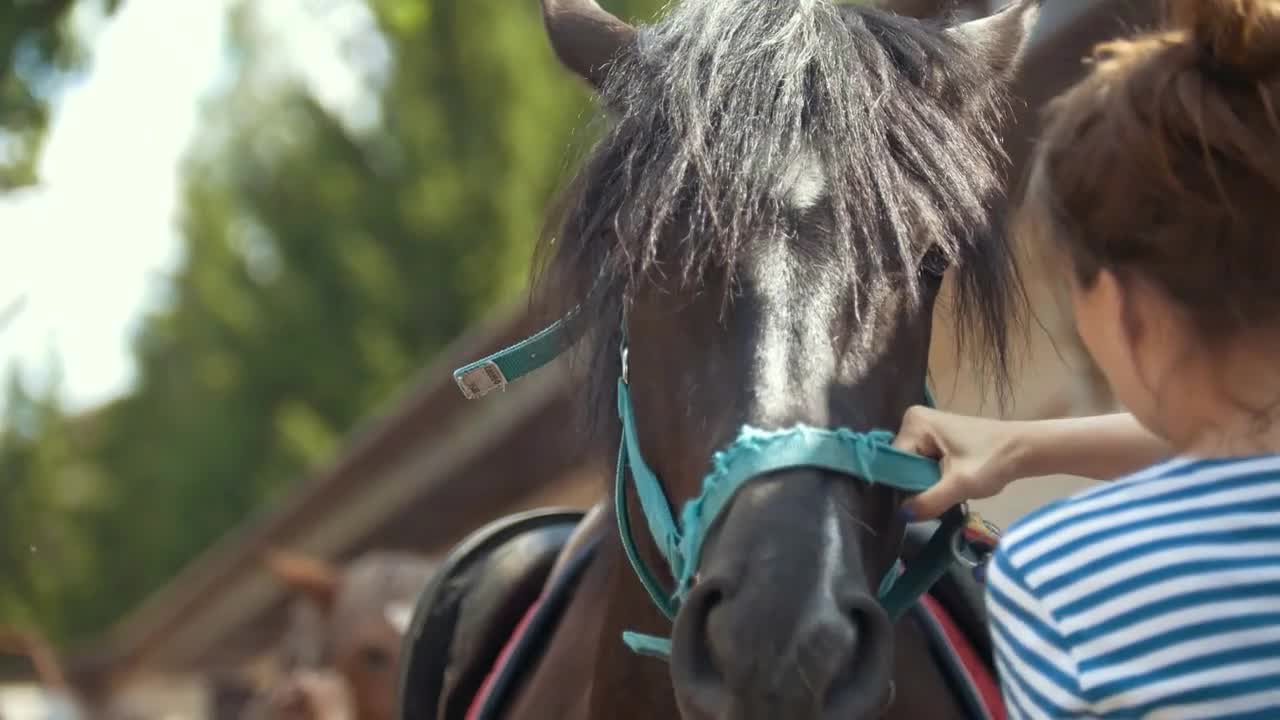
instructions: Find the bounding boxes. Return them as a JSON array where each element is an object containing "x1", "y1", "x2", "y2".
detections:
[{"x1": 456, "y1": 361, "x2": 508, "y2": 399}]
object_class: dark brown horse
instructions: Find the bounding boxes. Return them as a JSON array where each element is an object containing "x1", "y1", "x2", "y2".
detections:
[{"x1": 407, "y1": 1, "x2": 1046, "y2": 718}]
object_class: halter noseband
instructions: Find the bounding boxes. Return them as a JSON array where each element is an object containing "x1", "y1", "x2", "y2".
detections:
[{"x1": 455, "y1": 312, "x2": 984, "y2": 659}]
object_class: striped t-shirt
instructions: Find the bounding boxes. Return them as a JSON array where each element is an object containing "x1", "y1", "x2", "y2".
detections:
[{"x1": 986, "y1": 454, "x2": 1280, "y2": 718}]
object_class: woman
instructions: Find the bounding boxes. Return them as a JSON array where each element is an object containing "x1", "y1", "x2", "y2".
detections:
[{"x1": 894, "y1": 0, "x2": 1280, "y2": 716}]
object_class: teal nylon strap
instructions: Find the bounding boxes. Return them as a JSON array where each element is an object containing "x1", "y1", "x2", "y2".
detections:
[
  {"x1": 617, "y1": 379, "x2": 685, "y2": 580},
  {"x1": 675, "y1": 423, "x2": 941, "y2": 598},
  {"x1": 879, "y1": 507, "x2": 968, "y2": 621},
  {"x1": 621, "y1": 631, "x2": 674, "y2": 659},
  {"x1": 615, "y1": 378, "x2": 949, "y2": 658},
  {"x1": 453, "y1": 314, "x2": 575, "y2": 399},
  {"x1": 615, "y1": 380, "x2": 942, "y2": 605},
  {"x1": 613, "y1": 426, "x2": 679, "y2": 620}
]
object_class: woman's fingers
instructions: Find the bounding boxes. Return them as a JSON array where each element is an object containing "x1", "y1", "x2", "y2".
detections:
[
  {"x1": 902, "y1": 477, "x2": 968, "y2": 521},
  {"x1": 893, "y1": 405, "x2": 942, "y2": 458},
  {"x1": 896, "y1": 407, "x2": 983, "y2": 517},
  {"x1": 894, "y1": 406, "x2": 968, "y2": 521}
]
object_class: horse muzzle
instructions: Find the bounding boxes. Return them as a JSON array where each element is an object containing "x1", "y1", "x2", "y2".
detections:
[{"x1": 668, "y1": 471, "x2": 896, "y2": 720}]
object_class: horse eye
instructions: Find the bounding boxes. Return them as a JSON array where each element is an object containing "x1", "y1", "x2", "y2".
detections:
[
  {"x1": 920, "y1": 245, "x2": 949, "y2": 278},
  {"x1": 360, "y1": 646, "x2": 392, "y2": 671}
]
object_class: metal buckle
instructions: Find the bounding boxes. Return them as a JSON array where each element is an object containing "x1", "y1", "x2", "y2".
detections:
[
  {"x1": 949, "y1": 526, "x2": 984, "y2": 568},
  {"x1": 455, "y1": 361, "x2": 507, "y2": 400}
]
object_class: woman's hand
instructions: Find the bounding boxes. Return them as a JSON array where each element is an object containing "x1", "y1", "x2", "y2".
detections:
[
  {"x1": 892, "y1": 408, "x2": 1173, "y2": 520},
  {"x1": 892, "y1": 406, "x2": 1029, "y2": 520}
]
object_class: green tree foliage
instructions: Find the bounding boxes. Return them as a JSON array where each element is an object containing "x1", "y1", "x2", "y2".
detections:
[
  {"x1": 0, "y1": 367, "x2": 100, "y2": 637},
  {"x1": 1, "y1": 0, "x2": 668, "y2": 644},
  {"x1": 0, "y1": 0, "x2": 121, "y2": 191}
]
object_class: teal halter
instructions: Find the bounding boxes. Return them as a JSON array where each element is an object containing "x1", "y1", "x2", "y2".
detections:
[{"x1": 455, "y1": 313, "x2": 973, "y2": 659}]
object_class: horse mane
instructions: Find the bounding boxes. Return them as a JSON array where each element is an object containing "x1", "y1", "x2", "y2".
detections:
[{"x1": 534, "y1": 0, "x2": 1025, "y2": 438}]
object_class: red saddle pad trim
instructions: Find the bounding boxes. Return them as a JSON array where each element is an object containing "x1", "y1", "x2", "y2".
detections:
[
  {"x1": 919, "y1": 592, "x2": 1006, "y2": 720},
  {"x1": 464, "y1": 592, "x2": 545, "y2": 720}
]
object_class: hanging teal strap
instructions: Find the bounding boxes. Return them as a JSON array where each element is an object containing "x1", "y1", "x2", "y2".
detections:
[
  {"x1": 614, "y1": 431, "x2": 679, "y2": 620},
  {"x1": 453, "y1": 315, "x2": 575, "y2": 399},
  {"x1": 622, "y1": 631, "x2": 674, "y2": 659},
  {"x1": 877, "y1": 559, "x2": 904, "y2": 598},
  {"x1": 878, "y1": 507, "x2": 968, "y2": 621},
  {"x1": 617, "y1": 380, "x2": 686, "y2": 583}
]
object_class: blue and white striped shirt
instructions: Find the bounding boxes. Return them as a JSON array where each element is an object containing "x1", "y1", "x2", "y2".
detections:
[{"x1": 986, "y1": 454, "x2": 1280, "y2": 718}]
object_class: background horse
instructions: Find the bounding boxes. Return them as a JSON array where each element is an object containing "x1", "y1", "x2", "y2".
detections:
[
  {"x1": 254, "y1": 549, "x2": 434, "y2": 720},
  {"x1": 438, "y1": 0, "x2": 1046, "y2": 718}
]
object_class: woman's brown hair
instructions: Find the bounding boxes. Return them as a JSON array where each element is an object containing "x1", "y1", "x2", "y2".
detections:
[{"x1": 1023, "y1": 0, "x2": 1280, "y2": 341}]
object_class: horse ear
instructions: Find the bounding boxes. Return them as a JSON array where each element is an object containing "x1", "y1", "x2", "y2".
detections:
[
  {"x1": 947, "y1": 0, "x2": 1042, "y2": 81},
  {"x1": 264, "y1": 548, "x2": 340, "y2": 613},
  {"x1": 541, "y1": 0, "x2": 637, "y2": 91}
]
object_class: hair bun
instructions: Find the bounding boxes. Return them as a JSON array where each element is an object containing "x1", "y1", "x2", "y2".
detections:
[{"x1": 1168, "y1": 0, "x2": 1280, "y2": 75}]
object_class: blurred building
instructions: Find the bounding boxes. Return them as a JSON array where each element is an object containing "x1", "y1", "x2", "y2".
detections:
[{"x1": 7, "y1": 1, "x2": 1160, "y2": 717}]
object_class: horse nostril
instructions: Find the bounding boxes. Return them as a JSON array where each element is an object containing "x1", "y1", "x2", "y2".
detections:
[
  {"x1": 672, "y1": 575, "x2": 895, "y2": 720},
  {"x1": 670, "y1": 579, "x2": 731, "y2": 716},
  {"x1": 823, "y1": 597, "x2": 894, "y2": 718}
]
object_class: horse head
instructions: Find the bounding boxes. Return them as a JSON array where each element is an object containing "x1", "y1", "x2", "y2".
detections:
[
  {"x1": 260, "y1": 549, "x2": 432, "y2": 720},
  {"x1": 455, "y1": 0, "x2": 1042, "y2": 717}
]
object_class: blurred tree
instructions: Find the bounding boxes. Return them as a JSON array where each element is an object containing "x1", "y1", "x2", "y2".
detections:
[
  {"x1": 0, "y1": 0, "x2": 122, "y2": 191},
  {"x1": 0, "y1": 0, "x2": 668, "y2": 643},
  {"x1": 0, "y1": 0, "x2": 120, "y2": 644},
  {"x1": 0, "y1": 366, "x2": 100, "y2": 639}
]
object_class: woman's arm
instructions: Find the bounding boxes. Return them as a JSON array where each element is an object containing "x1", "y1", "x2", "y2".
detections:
[
  {"x1": 893, "y1": 409, "x2": 1174, "y2": 519},
  {"x1": 1011, "y1": 412, "x2": 1173, "y2": 482}
]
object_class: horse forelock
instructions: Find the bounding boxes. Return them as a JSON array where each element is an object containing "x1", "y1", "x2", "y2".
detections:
[{"x1": 534, "y1": 0, "x2": 1026, "y2": 443}]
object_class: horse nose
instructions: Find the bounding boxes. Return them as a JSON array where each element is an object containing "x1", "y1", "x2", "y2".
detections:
[{"x1": 671, "y1": 576, "x2": 894, "y2": 719}]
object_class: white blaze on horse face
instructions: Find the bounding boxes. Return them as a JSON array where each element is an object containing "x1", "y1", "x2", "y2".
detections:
[
  {"x1": 750, "y1": 235, "x2": 795, "y2": 420},
  {"x1": 815, "y1": 497, "x2": 843, "y2": 616},
  {"x1": 748, "y1": 210, "x2": 837, "y2": 424},
  {"x1": 777, "y1": 145, "x2": 827, "y2": 210},
  {"x1": 384, "y1": 602, "x2": 413, "y2": 636}
]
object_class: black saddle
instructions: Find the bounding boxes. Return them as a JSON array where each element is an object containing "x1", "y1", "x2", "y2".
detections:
[
  {"x1": 398, "y1": 508, "x2": 994, "y2": 720},
  {"x1": 398, "y1": 508, "x2": 589, "y2": 720}
]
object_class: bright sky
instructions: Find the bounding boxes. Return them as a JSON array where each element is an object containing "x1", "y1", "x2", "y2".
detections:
[
  {"x1": 0, "y1": 0, "x2": 229, "y2": 413},
  {"x1": 0, "y1": 0, "x2": 383, "y2": 416}
]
